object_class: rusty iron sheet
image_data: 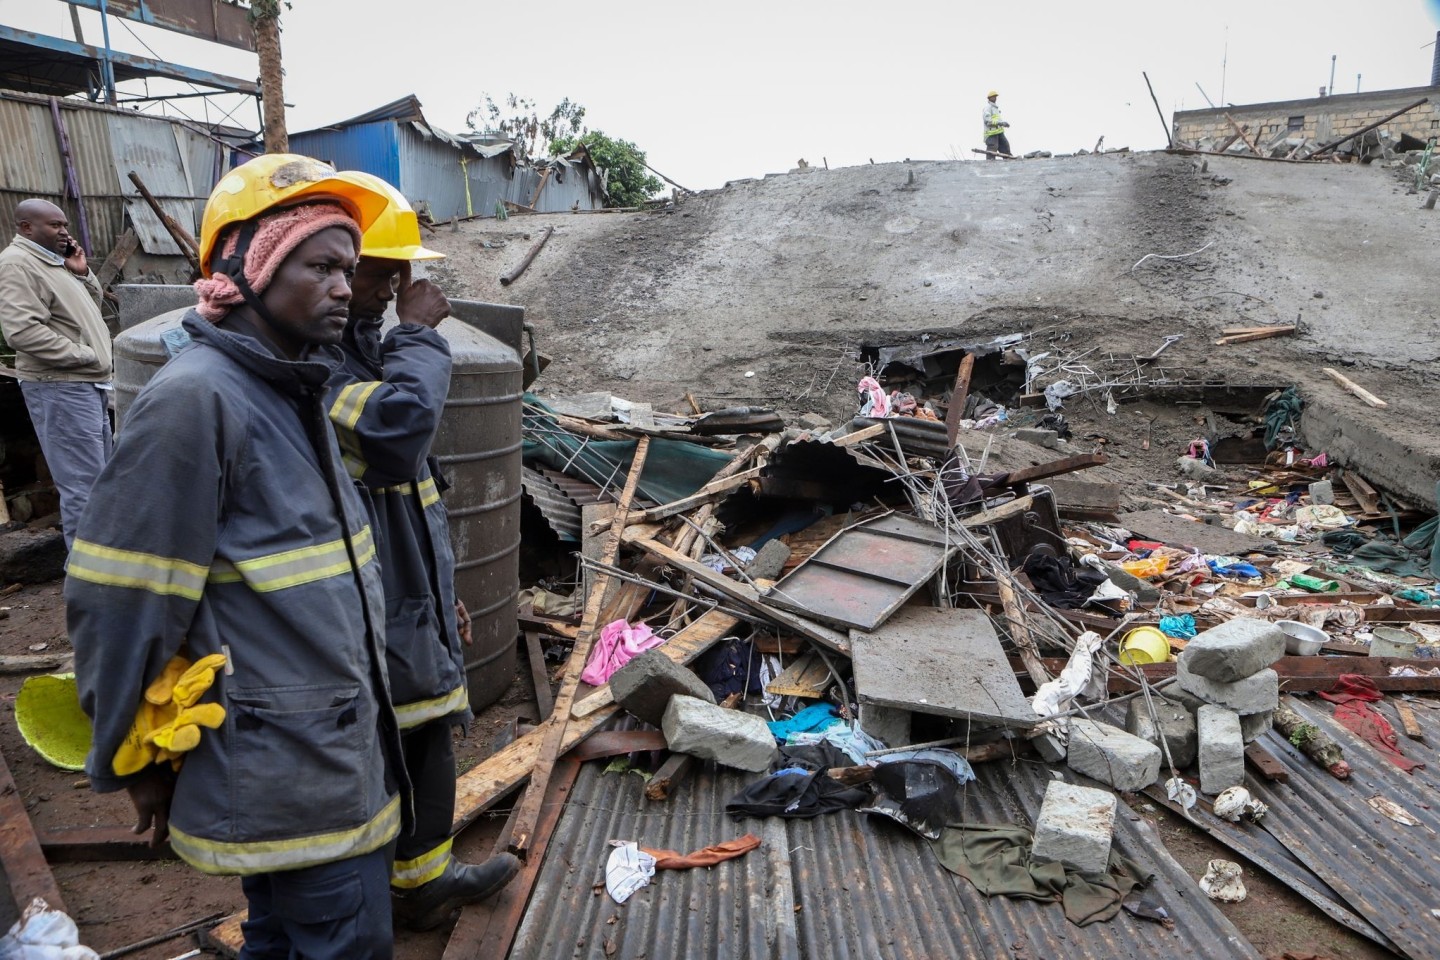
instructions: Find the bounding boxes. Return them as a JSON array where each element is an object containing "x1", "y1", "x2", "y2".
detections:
[
  {"x1": 765, "y1": 513, "x2": 953, "y2": 632},
  {"x1": 851, "y1": 607, "x2": 1037, "y2": 727},
  {"x1": 0, "y1": 745, "x2": 67, "y2": 917}
]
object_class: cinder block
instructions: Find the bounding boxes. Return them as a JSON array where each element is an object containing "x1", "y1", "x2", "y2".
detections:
[
  {"x1": 611, "y1": 651, "x2": 715, "y2": 728},
  {"x1": 746, "y1": 540, "x2": 792, "y2": 582},
  {"x1": 1197, "y1": 705, "x2": 1245, "y2": 795},
  {"x1": 1125, "y1": 699, "x2": 1198, "y2": 768},
  {"x1": 1066, "y1": 718, "x2": 1161, "y2": 793},
  {"x1": 1014, "y1": 428, "x2": 1059, "y2": 449},
  {"x1": 1240, "y1": 710, "x2": 1274, "y2": 744},
  {"x1": 1309, "y1": 480, "x2": 1334, "y2": 505},
  {"x1": 1031, "y1": 781, "x2": 1117, "y2": 875},
  {"x1": 1177, "y1": 661, "x2": 1279, "y2": 716},
  {"x1": 662, "y1": 696, "x2": 777, "y2": 772},
  {"x1": 1178, "y1": 620, "x2": 1286, "y2": 683}
]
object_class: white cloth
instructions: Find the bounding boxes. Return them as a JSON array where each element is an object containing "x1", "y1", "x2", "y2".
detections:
[{"x1": 605, "y1": 841, "x2": 657, "y2": 904}]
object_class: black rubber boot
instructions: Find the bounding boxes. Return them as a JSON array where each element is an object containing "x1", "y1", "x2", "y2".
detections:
[{"x1": 392, "y1": 853, "x2": 522, "y2": 931}]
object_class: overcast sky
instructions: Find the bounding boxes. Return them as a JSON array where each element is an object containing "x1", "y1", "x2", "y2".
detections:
[{"x1": 6, "y1": 0, "x2": 1440, "y2": 190}]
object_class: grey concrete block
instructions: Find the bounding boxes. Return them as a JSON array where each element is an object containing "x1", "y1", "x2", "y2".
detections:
[
  {"x1": 1014, "y1": 428, "x2": 1059, "y2": 449},
  {"x1": 1308, "y1": 480, "x2": 1334, "y2": 505},
  {"x1": 1177, "y1": 661, "x2": 1279, "y2": 716},
  {"x1": 746, "y1": 540, "x2": 792, "y2": 582},
  {"x1": 116, "y1": 284, "x2": 196, "y2": 331},
  {"x1": 662, "y1": 695, "x2": 778, "y2": 772},
  {"x1": 1240, "y1": 710, "x2": 1274, "y2": 745},
  {"x1": 1179, "y1": 619, "x2": 1286, "y2": 683},
  {"x1": 1031, "y1": 780, "x2": 1116, "y2": 876},
  {"x1": 0, "y1": 527, "x2": 66, "y2": 584},
  {"x1": 1197, "y1": 705, "x2": 1245, "y2": 795},
  {"x1": 1066, "y1": 718, "x2": 1161, "y2": 792},
  {"x1": 1125, "y1": 699, "x2": 1198, "y2": 768},
  {"x1": 1177, "y1": 456, "x2": 1219, "y2": 480},
  {"x1": 610, "y1": 650, "x2": 715, "y2": 728}
]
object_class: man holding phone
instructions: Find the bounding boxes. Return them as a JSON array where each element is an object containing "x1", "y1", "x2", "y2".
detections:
[{"x1": 0, "y1": 199, "x2": 113, "y2": 548}]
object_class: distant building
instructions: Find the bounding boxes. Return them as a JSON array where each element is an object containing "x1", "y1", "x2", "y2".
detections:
[
  {"x1": 1173, "y1": 84, "x2": 1439, "y2": 155},
  {"x1": 285, "y1": 95, "x2": 607, "y2": 221}
]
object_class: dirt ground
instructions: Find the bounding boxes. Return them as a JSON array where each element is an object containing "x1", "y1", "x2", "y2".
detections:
[{"x1": 5, "y1": 148, "x2": 1438, "y2": 955}]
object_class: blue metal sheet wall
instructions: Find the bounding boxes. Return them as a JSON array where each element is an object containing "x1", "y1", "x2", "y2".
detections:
[{"x1": 287, "y1": 121, "x2": 400, "y2": 187}]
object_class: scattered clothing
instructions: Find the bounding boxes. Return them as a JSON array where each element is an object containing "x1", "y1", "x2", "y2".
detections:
[
  {"x1": 873, "y1": 747, "x2": 976, "y2": 785},
  {"x1": 726, "y1": 741, "x2": 869, "y2": 819},
  {"x1": 1158, "y1": 614, "x2": 1198, "y2": 640},
  {"x1": 767, "y1": 703, "x2": 841, "y2": 741},
  {"x1": 604, "y1": 841, "x2": 656, "y2": 903},
  {"x1": 784, "y1": 722, "x2": 887, "y2": 765},
  {"x1": 1319, "y1": 675, "x2": 1424, "y2": 774},
  {"x1": 861, "y1": 759, "x2": 969, "y2": 839},
  {"x1": 693, "y1": 637, "x2": 764, "y2": 701},
  {"x1": 1263, "y1": 386, "x2": 1303, "y2": 450},
  {"x1": 1023, "y1": 552, "x2": 1106, "y2": 609},
  {"x1": 641, "y1": 833, "x2": 762, "y2": 870},
  {"x1": 581, "y1": 619, "x2": 666, "y2": 686},
  {"x1": 1207, "y1": 558, "x2": 1262, "y2": 581},
  {"x1": 857, "y1": 376, "x2": 890, "y2": 417},
  {"x1": 1323, "y1": 530, "x2": 1431, "y2": 578},
  {"x1": 931, "y1": 823, "x2": 1152, "y2": 926}
]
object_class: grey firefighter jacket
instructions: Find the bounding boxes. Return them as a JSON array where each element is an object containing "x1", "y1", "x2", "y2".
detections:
[
  {"x1": 66, "y1": 311, "x2": 405, "y2": 876},
  {"x1": 325, "y1": 316, "x2": 468, "y2": 730}
]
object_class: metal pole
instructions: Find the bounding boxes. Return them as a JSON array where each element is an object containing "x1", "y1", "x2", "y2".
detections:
[
  {"x1": 1143, "y1": 72, "x2": 1174, "y2": 148},
  {"x1": 96, "y1": 0, "x2": 117, "y2": 104},
  {"x1": 48, "y1": 98, "x2": 93, "y2": 255},
  {"x1": 1328, "y1": 54, "x2": 1336, "y2": 97}
]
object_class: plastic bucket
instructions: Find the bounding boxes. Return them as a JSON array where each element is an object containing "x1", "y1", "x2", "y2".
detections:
[
  {"x1": 1119, "y1": 626, "x2": 1171, "y2": 665},
  {"x1": 1370, "y1": 626, "x2": 1417, "y2": 659}
]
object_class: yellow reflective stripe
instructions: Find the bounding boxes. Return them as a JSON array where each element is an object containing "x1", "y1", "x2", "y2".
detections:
[
  {"x1": 390, "y1": 838, "x2": 454, "y2": 889},
  {"x1": 332, "y1": 423, "x2": 369, "y2": 482},
  {"x1": 206, "y1": 527, "x2": 375, "y2": 592},
  {"x1": 169, "y1": 795, "x2": 401, "y2": 876},
  {"x1": 393, "y1": 684, "x2": 469, "y2": 730},
  {"x1": 329, "y1": 380, "x2": 383, "y2": 430},
  {"x1": 342, "y1": 450, "x2": 368, "y2": 481},
  {"x1": 373, "y1": 476, "x2": 440, "y2": 508},
  {"x1": 66, "y1": 539, "x2": 208, "y2": 600}
]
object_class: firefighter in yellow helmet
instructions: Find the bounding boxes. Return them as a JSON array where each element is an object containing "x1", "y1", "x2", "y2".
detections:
[
  {"x1": 68, "y1": 154, "x2": 407, "y2": 957},
  {"x1": 325, "y1": 170, "x2": 520, "y2": 930},
  {"x1": 984, "y1": 90, "x2": 1012, "y2": 160}
]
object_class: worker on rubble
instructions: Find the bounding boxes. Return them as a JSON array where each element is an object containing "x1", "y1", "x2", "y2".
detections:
[
  {"x1": 326, "y1": 169, "x2": 520, "y2": 929},
  {"x1": 983, "y1": 90, "x2": 1012, "y2": 159},
  {"x1": 66, "y1": 154, "x2": 405, "y2": 958}
]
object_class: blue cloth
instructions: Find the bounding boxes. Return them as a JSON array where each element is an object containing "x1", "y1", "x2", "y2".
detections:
[
  {"x1": 240, "y1": 848, "x2": 393, "y2": 959},
  {"x1": 1159, "y1": 614, "x2": 1198, "y2": 639},
  {"x1": 767, "y1": 703, "x2": 841, "y2": 741},
  {"x1": 874, "y1": 747, "x2": 976, "y2": 785},
  {"x1": 1208, "y1": 559, "x2": 1262, "y2": 580}
]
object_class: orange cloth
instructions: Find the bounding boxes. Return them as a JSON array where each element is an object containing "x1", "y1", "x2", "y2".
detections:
[{"x1": 640, "y1": 833, "x2": 761, "y2": 870}]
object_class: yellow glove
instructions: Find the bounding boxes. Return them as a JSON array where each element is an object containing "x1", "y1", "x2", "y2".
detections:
[
  {"x1": 145, "y1": 654, "x2": 228, "y2": 757},
  {"x1": 112, "y1": 698, "x2": 172, "y2": 776}
]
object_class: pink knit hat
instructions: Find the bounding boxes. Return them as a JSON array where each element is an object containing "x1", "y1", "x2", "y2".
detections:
[{"x1": 193, "y1": 201, "x2": 362, "y2": 322}]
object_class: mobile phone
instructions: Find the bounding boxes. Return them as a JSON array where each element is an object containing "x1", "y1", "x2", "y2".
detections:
[{"x1": 63, "y1": 240, "x2": 78, "y2": 257}]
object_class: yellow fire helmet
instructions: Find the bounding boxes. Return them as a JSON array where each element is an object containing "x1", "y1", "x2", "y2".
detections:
[
  {"x1": 987, "y1": 89, "x2": 999, "y2": 98},
  {"x1": 335, "y1": 170, "x2": 445, "y2": 262},
  {"x1": 198, "y1": 153, "x2": 391, "y2": 278}
]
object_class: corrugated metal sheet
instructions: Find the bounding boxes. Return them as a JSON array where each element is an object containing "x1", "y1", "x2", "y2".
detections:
[
  {"x1": 1185, "y1": 695, "x2": 1440, "y2": 960},
  {"x1": 514, "y1": 746, "x2": 1259, "y2": 959},
  {"x1": 398, "y1": 121, "x2": 491, "y2": 221},
  {"x1": 522, "y1": 466, "x2": 583, "y2": 542},
  {"x1": 107, "y1": 112, "x2": 201, "y2": 255},
  {"x1": 287, "y1": 121, "x2": 401, "y2": 188}
]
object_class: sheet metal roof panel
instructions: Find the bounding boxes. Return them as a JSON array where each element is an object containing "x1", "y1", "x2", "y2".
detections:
[
  {"x1": 1233, "y1": 696, "x2": 1440, "y2": 959},
  {"x1": 522, "y1": 466, "x2": 582, "y2": 542},
  {"x1": 515, "y1": 750, "x2": 1258, "y2": 959},
  {"x1": 287, "y1": 122, "x2": 401, "y2": 189}
]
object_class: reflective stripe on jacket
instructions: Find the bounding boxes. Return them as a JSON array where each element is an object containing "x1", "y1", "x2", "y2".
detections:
[
  {"x1": 67, "y1": 310, "x2": 403, "y2": 876},
  {"x1": 984, "y1": 102, "x2": 1006, "y2": 137},
  {"x1": 326, "y1": 318, "x2": 469, "y2": 730}
]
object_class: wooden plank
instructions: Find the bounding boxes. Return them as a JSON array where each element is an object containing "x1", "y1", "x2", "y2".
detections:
[
  {"x1": 95, "y1": 227, "x2": 138, "y2": 289},
  {"x1": 591, "y1": 466, "x2": 763, "y2": 531},
  {"x1": 1309, "y1": 97, "x2": 1429, "y2": 157},
  {"x1": 1341, "y1": 471, "x2": 1382, "y2": 515},
  {"x1": 850, "y1": 608, "x2": 1037, "y2": 726},
  {"x1": 0, "y1": 746, "x2": 67, "y2": 916},
  {"x1": 1087, "y1": 656, "x2": 1440, "y2": 693},
  {"x1": 1396, "y1": 700, "x2": 1426, "y2": 742},
  {"x1": 633, "y1": 538, "x2": 852, "y2": 655},
  {"x1": 566, "y1": 729, "x2": 668, "y2": 762},
  {"x1": 571, "y1": 609, "x2": 741, "y2": 718},
  {"x1": 1215, "y1": 326, "x2": 1296, "y2": 345},
  {"x1": 1000, "y1": 454, "x2": 1107, "y2": 487},
  {"x1": 831, "y1": 423, "x2": 886, "y2": 447},
  {"x1": 1047, "y1": 477, "x2": 1121, "y2": 522},
  {"x1": 38, "y1": 825, "x2": 172, "y2": 862},
  {"x1": 1323, "y1": 367, "x2": 1388, "y2": 409},
  {"x1": 202, "y1": 912, "x2": 245, "y2": 958},
  {"x1": 1223, "y1": 112, "x2": 1263, "y2": 155},
  {"x1": 944, "y1": 353, "x2": 975, "y2": 448},
  {"x1": 445, "y1": 754, "x2": 582, "y2": 960},
  {"x1": 1244, "y1": 742, "x2": 1290, "y2": 783},
  {"x1": 505, "y1": 438, "x2": 650, "y2": 858},
  {"x1": 764, "y1": 653, "x2": 832, "y2": 699},
  {"x1": 644, "y1": 753, "x2": 695, "y2": 801},
  {"x1": 523, "y1": 631, "x2": 554, "y2": 719}
]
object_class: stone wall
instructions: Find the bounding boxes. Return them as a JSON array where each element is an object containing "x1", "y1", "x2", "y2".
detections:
[{"x1": 1173, "y1": 85, "x2": 1439, "y2": 149}]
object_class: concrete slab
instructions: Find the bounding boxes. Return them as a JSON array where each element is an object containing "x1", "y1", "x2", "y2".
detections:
[
  {"x1": 1125, "y1": 699, "x2": 1198, "y2": 768},
  {"x1": 1118, "y1": 510, "x2": 1272, "y2": 555},
  {"x1": 850, "y1": 607, "x2": 1036, "y2": 727}
]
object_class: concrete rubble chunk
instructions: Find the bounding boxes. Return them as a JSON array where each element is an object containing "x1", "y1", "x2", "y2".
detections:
[
  {"x1": 1178, "y1": 619, "x2": 1286, "y2": 683},
  {"x1": 1125, "y1": 698, "x2": 1197, "y2": 768},
  {"x1": 1031, "y1": 780, "x2": 1117, "y2": 876},
  {"x1": 1198, "y1": 705, "x2": 1246, "y2": 795},
  {"x1": 1240, "y1": 710, "x2": 1274, "y2": 745},
  {"x1": 610, "y1": 650, "x2": 715, "y2": 728},
  {"x1": 1066, "y1": 718, "x2": 1161, "y2": 793},
  {"x1": 745, "y1": 540, "x2": 792, "y2": 582},
  {"x1": 1013, "y1": 428, "x2": 1059, "y2": 449},
  {"x1": 1177, "y1": 661, "x2": 1279, "y2": 716},
  {"x1": 662, "y1": 695, "x2": 778, "y2": 773}
]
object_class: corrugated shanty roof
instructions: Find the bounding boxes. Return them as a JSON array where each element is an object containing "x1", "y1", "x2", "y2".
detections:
[
  {"x1": 1156, "y1": 694, "x2": 1440, "y2": 959},
  {"x1": 288, "y1": 94, "x2": 608, "y2": 221},
  {"x1": 511, "y1": 750, "x2": 1259, "y2": 959}
]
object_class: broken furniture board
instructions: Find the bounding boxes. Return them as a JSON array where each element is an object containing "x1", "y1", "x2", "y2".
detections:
[
  {"x1": 764, "y1": 513, "x2": 954, "y2": 632},
  {"x1": 1118, "y1": 509, "x2": 1272, "y2": 555},
  {"x1": 850, "y1": 607, "x2": 1037, "y2": 728},
  {"x1": 764, "y1": 653, "x2": 833, "y2": 699}
]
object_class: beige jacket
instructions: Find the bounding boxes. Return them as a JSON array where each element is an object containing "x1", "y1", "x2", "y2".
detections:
[{"x1": 0, "y1": 236, "x2": 112, "y2": 382}]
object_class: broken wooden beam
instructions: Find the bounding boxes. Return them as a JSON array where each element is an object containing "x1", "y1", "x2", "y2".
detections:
[
  {"x1": 1223, "y1": 112, "x2": 1263, "y2": 155},
  {"x1": 1322, "y1": 367, "x2": 1388, "y2": 408},
  {"x1": 1395, "y1": 700, "x2": 1426, "y2": 742},
  {"x1": 998, "y1": 453, "x2": 1107, "y2": 488},
  {"x1": 1341, "y1": 470, "x2": 1382, "y2": 515},
  {"x1": 944, "y1": 353, "x2": 975, "y2": 448},
  {"x1": 588, "y1": 466, "x2": 762, "y2": 532},
  {"x1": 37, "y1": 825, "x2": 173, "y2": 862},
  {"x1": 0, "y1": 745, "x2": 67, "y2": 916},
  {"x1": 127, "y1": 170, "x2": 201, "y2": 273},
  {"x1": 1308, "y1": 97, "x2": 1429, "y2": 158},
  {"x1": 644, "y1": 753, "x2": 696, "y2": 801},
  {"x1": 1085, "y1": 655, "x2": 1440, "y2": 694},
  {"x1": 1214, "y1": 325, "x2": 1296, "y2": 345},
  {"x1": 1243, "y1": 742, "x2": 1290, "y2": 783},
  {"x1": 499, "y1": 225, "x2": 555, "y2": 286},
  {"x1": 523, "y1": 631, "x2": 554, "y2": 719}
]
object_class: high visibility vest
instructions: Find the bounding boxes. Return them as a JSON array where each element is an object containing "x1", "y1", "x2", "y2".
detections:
[{"x1": 985, "y1": 107, "x2": 1005, "y2": 138}]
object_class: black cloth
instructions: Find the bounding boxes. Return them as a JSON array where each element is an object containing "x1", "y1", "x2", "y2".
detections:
[
  {"x1": 395, "y1": 719, "x2": 456, "y2": 867},
  {"x1": 726, "y1": 742, "x2": 868, "y2": 819},
  {"x1": 985, "y1": 132, "x2": 1012, "y2": 158},
  {"x1": 1022, "y1": 552, "x2": 1106, "y2": 609},
  {"x1": 859, "y1": 760, "x2": 967, "y2": 839},
  {"x1": 694, "y1": 637, "x2": 764, "y2": 701}
]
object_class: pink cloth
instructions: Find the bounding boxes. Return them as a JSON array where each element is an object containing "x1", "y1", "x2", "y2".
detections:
[
  {"x1": 581, "y1": 619, "x2": 667, "y2": 686},
  {"x1": 858, "y1": 376, "x2": 891, "y2": 417},
  {"x1": 194, "y1": 201, "x2": 361, "y2": 321}
]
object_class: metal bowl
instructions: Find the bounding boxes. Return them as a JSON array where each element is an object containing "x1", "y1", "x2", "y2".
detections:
[{"x1": 1277, "y1": 619, "x2": 1326, "y2": 656}]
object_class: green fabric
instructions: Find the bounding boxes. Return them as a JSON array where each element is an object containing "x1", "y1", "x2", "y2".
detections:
[
  {"x1": 930, "y1": 823, "x2": 1151, "y2": 926},
  {"x1": 522, "y1": 393, "x2": 733, "y2": 505},
  {"x1": 1400, "y1": 480, "x2": 1440, "y2": 579},
  {"x1": 1322, "y1": 530, "x2": 1431, "y2": 578},
  {"x1": 1263, "y1": 386, "x2": 1304, "y2": 450}
]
